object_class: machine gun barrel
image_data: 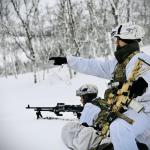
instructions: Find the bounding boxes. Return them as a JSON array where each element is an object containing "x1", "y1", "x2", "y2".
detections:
[
  {"x1": 26, "y1": 105, "x2": 54, "y2": 111},
  {"x1": 26, "y1": 103, "x2": 83, "y2": 118}
]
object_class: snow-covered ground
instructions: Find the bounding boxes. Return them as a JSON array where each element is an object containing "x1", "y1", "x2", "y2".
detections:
[
  {"x1": 1, "y1": 45, "x2": 150, "y2": 150},
  {"x1": 0, "y1": 65, "x2": 108, "y2": 150}
]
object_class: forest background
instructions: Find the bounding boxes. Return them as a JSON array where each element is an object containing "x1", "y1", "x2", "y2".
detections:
[{"x1": 0, "y1": 0, "x2": 150, "y2": 82}]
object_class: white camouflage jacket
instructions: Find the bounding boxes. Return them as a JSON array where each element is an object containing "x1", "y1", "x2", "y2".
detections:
[
  {"x1": 67, "y1": 52, "x2": 150, "y2": 113},
  {"x1": 62, "y1": 52, "x2": 150, "y2": 150}
]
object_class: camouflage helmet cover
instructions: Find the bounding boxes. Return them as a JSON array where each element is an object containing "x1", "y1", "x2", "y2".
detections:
[
  {"x1": 76, "y1": 84, "x2": 98, "y2": 96},
  {"x1": 111, "y1": 22, "x2": 145, "y2": 41}
]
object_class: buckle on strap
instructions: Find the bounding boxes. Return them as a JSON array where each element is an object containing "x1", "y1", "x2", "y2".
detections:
[
  {"x1": 128, "y1": 99, "x2": 144, "y2": 113},
  {"x1": 108, "y1": 81, "x2": 119, "y2": 89}
]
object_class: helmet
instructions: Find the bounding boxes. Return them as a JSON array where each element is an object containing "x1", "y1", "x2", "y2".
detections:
[
  {"x1": 111, "y1": 22, "x2": 145, "y2": 41},
  {"x1": 76, "y1": 84, "x2": 98, "y2": 96}
]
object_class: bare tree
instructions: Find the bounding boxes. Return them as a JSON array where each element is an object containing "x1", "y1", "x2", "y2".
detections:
[
  {"x1": 66, "y1": 0, "x2": 80, "y2": 56},
  {"x1": 127, "y1": 0, "x2": 132, "y2": 22},
  {"x1": 109, "y1": 0, "x2": 119, "y2": 27},
  {"x1": 4, "y1": 0, "x2": 41, "y2": 83},
  {"x1": 0, "y1": 0, "x2": 8, "y2": 78},
  {"x1": 0, "y1": 0, "x2": 150, "y2": 79}
]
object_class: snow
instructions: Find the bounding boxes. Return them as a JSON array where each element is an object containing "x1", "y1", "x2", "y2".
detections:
[
  {"x1": 0, "y1": 65, "x2": 107, "y2": 150},
  {"x1": 1, "y1": 45, "x2": 150, "y2": 150}
]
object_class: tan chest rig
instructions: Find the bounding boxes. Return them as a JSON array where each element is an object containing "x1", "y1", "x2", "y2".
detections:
[
  {"x1": 104, "y1": 52, "x2": 138, "y2": 100},
  {"x1": 91, "y1": 51, "x2": 139, "y2": 137}
]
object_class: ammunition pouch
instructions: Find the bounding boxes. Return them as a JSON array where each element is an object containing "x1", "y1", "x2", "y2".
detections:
[{"x1": 129, "y1": 77, "x2": 148, "y2": 98}]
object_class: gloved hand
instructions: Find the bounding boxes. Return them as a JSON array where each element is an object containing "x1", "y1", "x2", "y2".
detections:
[
  {"x1": 129, "y1": 77, "x2": 148, "y2": 98},
  {"x1": 49, "y1": 57, "x2": 67, "y2": 65},
  {"x1": 81, "y1": 122, "x2": 89, "y2": 127},
  {"x1": 76, "y1": 112, "x2": 81, "y2": 119}
]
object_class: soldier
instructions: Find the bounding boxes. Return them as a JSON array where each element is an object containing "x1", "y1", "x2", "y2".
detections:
[
  {"x1": 50, "y1": 22, "x2": 150, "y2": 150},
  {"x1": 61, "y1": 84, "x2": 102, "y2": 150}
]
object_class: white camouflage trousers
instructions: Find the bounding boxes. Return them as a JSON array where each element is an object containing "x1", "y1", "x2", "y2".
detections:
[
  {"x1": 61, "y1": 121, "x2": 100, "y2": 150},
  {"x1": 110, "y1": 109, "x2": 150, "y2": 150}
]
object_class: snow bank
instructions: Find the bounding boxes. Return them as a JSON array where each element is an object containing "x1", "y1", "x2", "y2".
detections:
[
  {"x1": 1, "y1": 45, "x2": 150, "y2": 150},
  {"x1": 0, "y1": 65, "x2": 107, "y2": 150}
]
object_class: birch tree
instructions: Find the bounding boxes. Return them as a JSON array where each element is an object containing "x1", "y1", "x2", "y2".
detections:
[
  {"x1": 2, "y1": 0, "x2": 41, "y2": 83},
  {"x1": 0, "y1": 0, "x2": 10, "y2": 78}
]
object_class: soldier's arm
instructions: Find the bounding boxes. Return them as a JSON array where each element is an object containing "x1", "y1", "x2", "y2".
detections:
[{"x1": 67, "y1": 55, "x2": 117, "y2": 80}]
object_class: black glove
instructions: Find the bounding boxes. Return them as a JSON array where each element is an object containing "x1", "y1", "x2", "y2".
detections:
[
  {"x1": 129, "y1": 77, "x2": 148, "y2": 98},
  {"x1": 76, "y1": 112, "x2": 81, "y2": 119},
  {"x1": 49, "y1": 57, "x2": 67, "y2": 65},
  {"x1": 81, "y1": 122, "x2": 89, "y2": 127}
]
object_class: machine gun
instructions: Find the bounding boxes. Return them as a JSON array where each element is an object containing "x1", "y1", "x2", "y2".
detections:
[{"x1": 26, "y1": 103, "x2": 83, "y2": 119}]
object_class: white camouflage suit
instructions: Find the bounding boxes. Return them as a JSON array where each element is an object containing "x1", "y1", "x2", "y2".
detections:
[
  {"x1": 61, "y1": 103, "x2": 101, "y2": 150},
  {"x1": 62, "y1": 52, "x2": 150, "y2": 150}
]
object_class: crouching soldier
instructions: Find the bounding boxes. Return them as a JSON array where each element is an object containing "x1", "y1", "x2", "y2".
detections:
[
  {"x1": 61, "y1": 84, "x2": 102, "y2": 150},
  {"x1": 61, "y1": 84, "x2": 149, "y2": 150}
]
